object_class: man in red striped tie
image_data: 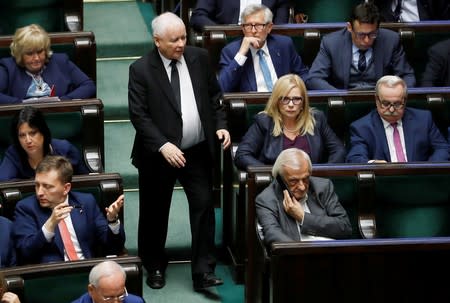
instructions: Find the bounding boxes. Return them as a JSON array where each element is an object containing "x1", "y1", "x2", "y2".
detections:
[{"x1": 13, "y1": 155, "x2": 126, "y2": 265}]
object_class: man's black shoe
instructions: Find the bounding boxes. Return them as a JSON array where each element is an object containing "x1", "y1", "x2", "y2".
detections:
[
  {"x1": 146, "y1": 270, "x2": 165, "y2": 289},
  {"x1": 193, "y1": 273, "x2": 223, "y2": 291}
]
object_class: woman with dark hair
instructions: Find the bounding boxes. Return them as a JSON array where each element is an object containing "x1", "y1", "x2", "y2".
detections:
[
  {"x1": 0, "y1": 106, "x2": 89, "y2": 181},
  {"x1": 0, "y1": 272, "x2": 20, "y2": 303}
]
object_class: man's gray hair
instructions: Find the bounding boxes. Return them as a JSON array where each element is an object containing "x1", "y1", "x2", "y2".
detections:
[
  {"x1": 272, "y1": 148, "x2": 312, "y2": 178},
  {"x1": 240, "y1": 4, "x2": 273, "y2": 24},
  {"x1": 375, "y1": 75, "x2": 408, "y2": 99},
  {"x1": 89, "y1": 260, "x2": 126, "y2": 287},
  {"x1": 152, "y1": 12, "x2": 185, "y2": 37}
]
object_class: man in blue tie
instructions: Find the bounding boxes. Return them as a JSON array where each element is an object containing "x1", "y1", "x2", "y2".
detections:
[{"x1": 218, "y1": 4, "x2": 309, "y2": 93}]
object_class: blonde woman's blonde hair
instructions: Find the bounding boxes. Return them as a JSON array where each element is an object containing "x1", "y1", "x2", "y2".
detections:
[
  {"x1": 263, "y1": 74, "x2": 315, "y2": 137},
  {"x1": 10, "y1": 24, "x2": 53, "y2": 67}
]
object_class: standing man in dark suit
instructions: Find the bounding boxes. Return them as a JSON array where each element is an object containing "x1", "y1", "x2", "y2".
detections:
[
  {"x1": 219, "y1": 4, "x2": 309, "y2": 93},
  {"x1": 306, "y1": 2, "x2": 416, "y2": 90},
  {"x1": 128, "y1": 12, "x2": 231, "y2": 291},
  {"x1": 346, "y1": 75, "x2": 449, "y2": 163},
  {"x1": 189, "y1": 0, "x2": 289, "y2": 33},
  {"x1": 256, "y1": 148, "x2": 352, "y2": 246},
  {"x1": 13, "y1": 155, "x2": 125, "y2": 265},
  {"x1": 373, "y1": 0, "x2": 450, "y2": 21},
  {"x1": 421, "y1": 38, "x2": 450, "y2": 87}
]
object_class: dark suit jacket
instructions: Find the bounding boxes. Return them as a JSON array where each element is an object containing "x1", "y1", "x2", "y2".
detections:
[
  {"x1": 0, "y1": 216, "x2": 16, "y2": 268},
  {"x1": 189, "y1": 0, "x2": 290, "y2": 32},
  {"x1": 0, "y1": 138, "x2": 89, "y2": 181},
  {"x1": 128, "y1": 46, "x2": 227, "y2": 167},
  {"x1": 306, "y1": 28, "x2": 416, "y2": 90},
  {"x1": 71, "y1": 293, "x2": 145, "y2": 303},
  {"x1": 346, "y1": 107, "x2": 449, "y2": 163},
  {"x1": 376, "y1": 0, "x2": 450, "y2": 21},
  {"x1": 256, "y1": 177, "x2": 353, "y2": 245},
  {"x1": 234, "y1": 110, "x2": 345, "y2": 170},
  {"x1": 219, "y1": 34, "x2": 309, "y2": 92},
  {"x1": 0, "y1": 53, "x2": 96, "y2": 104},
  {"x1": 421, "y1": 38, "x2": 450, "y2": 87},
  {"x1": 13, "y1": 191, "x2": 125, "y2": 265}
]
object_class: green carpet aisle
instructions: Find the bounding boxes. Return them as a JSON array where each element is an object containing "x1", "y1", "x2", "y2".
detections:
[{"x1": 83, "y1": 0, "x2": 244, "y2": 301}]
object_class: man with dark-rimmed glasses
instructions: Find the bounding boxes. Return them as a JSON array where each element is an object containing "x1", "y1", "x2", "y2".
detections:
[
  {"x1": 307, "y1": 2, "x2": 416, "y2": 90},
  {"x1": 218, "y1": 3, "x2": 309, "y2": 93},
  {"x1": 346, "y1": 75, "x2": 449, "y2": 163},
  {"x1": 71, "y1": 260, "x2": 145, "y2": 303}
]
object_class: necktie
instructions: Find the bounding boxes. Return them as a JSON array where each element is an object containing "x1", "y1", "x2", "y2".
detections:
[
  {"x1": 358, "y1": 49, "x2": 367, "y2": 72},
  {"x1": 391, "y1": 122, "x2": 406, "y2": 162},
  {"x1": 170, "y1": 59, "x2": 181, "y2": 111},
  {"x1": 58, "y1": 219, "x2": 79, "y2": 261},
  {"x1": 257, "y1": 49, "x2": 273, "y2": 91},
  {"x1": 394, "y1": 0, "x2": 402, "y2": 22}
]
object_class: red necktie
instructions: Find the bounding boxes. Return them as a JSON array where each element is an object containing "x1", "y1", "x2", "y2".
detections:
[
  {"x1": 58, "y1": 219, "x2": 79, "y2": 261},
  {"x1": 391, "y1": 122, "x2": 406, "y2": 162}
]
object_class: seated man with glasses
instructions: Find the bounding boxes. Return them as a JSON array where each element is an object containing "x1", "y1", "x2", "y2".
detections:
[
  {"x1": 346, "y1": 75, "x2": 449, "y2": 163},
  {"x1": 306, "y1": 2, "x2": 416, "y2": 90},
  {"x1": 71, "y1": 260, "x2": 145, "y2": 303},
  {"x1": 234, "y1": 74, "x2": 345, "y2": 170},
  {"x1": 218, "y1": 3, "x2": 309, "y2": 93}
]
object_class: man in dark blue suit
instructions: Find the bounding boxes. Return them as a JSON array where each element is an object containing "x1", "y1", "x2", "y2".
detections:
[
  {"x1": 374, "y1": 0, "x2": 450, "y2": 22},
  {"x1": 13, "y1": 155, "x2": 125, "y2": 265},
  {"x1": 189, "y1": 0, "x2": 289, "y2": 32},
  {"x1": 0, "y1": 216, "x2": 16, "y2": 268},
  {"x1": 307, "y1": 2, "x2": 415, "y2": 90},
  {"x1": 219, "y1": 4, "x2": 309, "y2": 93},
  {"x1": 346, "y1": 75, "x2": 449, "y2": 163}
]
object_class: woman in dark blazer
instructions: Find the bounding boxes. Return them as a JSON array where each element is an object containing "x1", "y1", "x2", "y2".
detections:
[
  {"x1": 0, "y1": 106, "x2": 89, "y2": 181},
  {"x1": 0, "y1": 24, "x2": 95, "y2": 104},
  {"x1": 234, "y1": 74, "x2": 345, "y2": 170}
]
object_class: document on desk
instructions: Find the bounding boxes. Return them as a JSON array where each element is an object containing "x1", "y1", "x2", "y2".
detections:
[{"x1": 22, "y1": 96, "x2": 61, "y2": 103}]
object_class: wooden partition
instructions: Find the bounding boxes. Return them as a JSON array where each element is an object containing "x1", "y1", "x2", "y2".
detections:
[
  {"x1": 221, "y1": 87, "x2": 450, "y2": 283},
  {"x1": 0, "y1": 31, "x2": 96, "y2": 84}
]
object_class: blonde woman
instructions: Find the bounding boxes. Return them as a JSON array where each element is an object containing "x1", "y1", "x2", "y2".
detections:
[
  {"x1": 0, "y1": 24, "x2": 95, "y2": 104},
  {"x1": 235, "y1": 74, "x2": 345, "y2": 170}
]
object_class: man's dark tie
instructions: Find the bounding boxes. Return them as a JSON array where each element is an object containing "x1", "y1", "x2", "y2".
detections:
[
  {"x1": 170, "y1": 59, "x2": 181, "y2": 111},
  {"x1": 394, "y1": 0, "x2": 402, "y2": 22},
  {"x1": 358, "y1": 49, "x2": 367, "y2": 72}
]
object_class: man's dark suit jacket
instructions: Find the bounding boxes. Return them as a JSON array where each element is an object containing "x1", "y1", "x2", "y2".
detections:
[
  {"x1": 256, "y1": 177, "x2": 353, "y2": 245},
  {"x1": 0, "y1": 53, "x2": 96, "y2": 104},
  {"x1": 375, "y1": 0, "x2": 450, "y2": 21},
  {"x1": 306, "y1": 28, "x2": 416, "y2": 90},
  {"x1": 421, "y1": 38, "x2": 450, "y2": 87},
  {"x1": 189, "y1": 0, "x2": 290, "y2": 32},
  {"x1": 234, "y1": 110, "x2": 345, "y2": 170},
  {"x1": 128, "y1": 46, "x2": 227, "y2": 167},
  {"x1": 13, "y1": 191, "x2": 125, "y2": 265},
  {"x1": 219, "y1": 34, "x2": 309, "y2": 92},
  {"x1": 0, "y1": 216, "x2": 16, "y2": 267},
  {"x1": 71, "y1": 293, "x2": 145, "y2": 303},
  {"x1": 346, "y1": 107, "x2": 449, "y2": 163}
]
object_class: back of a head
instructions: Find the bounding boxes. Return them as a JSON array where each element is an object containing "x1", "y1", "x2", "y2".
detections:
[
  {"x1": 89, "y1": 260, "x2": 126, "y2": 287},
  {"x1": 36, "y1": 155, "x2": 73, "y2": 184},
  {"x1": 272, "y1": 148, "x2": 312, "y2": 178},
  {"x1": 350, "y1": 2, "x2": 380, "y2": 26}
]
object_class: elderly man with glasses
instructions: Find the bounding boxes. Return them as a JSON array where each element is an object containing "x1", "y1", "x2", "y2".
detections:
[
  {"x1": 71, "y1": 260, "x2": 145, "y2": 303},
  {"x1": 346, "y1": 75, "x2": 449, "y2": 163},
  {"x1": 218, "y1": 3, "x2": 309, "y2": 93},
  {"x1": 306, "y1": 2, "x2": 416, "y2": 90}
]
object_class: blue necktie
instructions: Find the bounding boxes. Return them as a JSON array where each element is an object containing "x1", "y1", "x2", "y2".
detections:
[
  {"x1": 257, "y1": 49, "x2": 273, "y2": 91},
  {"x1": 358, "y1": 49, "x2": 367, "y2": 72}
]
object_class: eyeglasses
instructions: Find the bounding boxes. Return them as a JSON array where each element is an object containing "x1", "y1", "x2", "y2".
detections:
[
  {"x1": 378, "y1": 99, "x2": 405, "y2": 110},
  {"x1": 279, "y1": 96, "x2": 303, "y2": 105},
  {"x1": 353, "y1": 30, "x2": 378, "y2": 40},
  {"x1": 242, "y1": 23, "x2": 267, "y2": 32},
  {"x1": 99, "y1": 287, "x2": 128, "y2": 302}
]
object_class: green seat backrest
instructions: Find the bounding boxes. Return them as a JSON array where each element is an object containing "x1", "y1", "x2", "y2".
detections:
[
  {"x1": 295, "y1": 0, "x2": 360, "y2": 22},
  {"x1": 375, "y1": 174, "x2": 450, "y2": 237}
]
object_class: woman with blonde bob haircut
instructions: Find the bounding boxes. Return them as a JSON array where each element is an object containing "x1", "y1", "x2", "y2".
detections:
[
  {"x1": 0, "y1": 24, "x2": 95, "y2": 104},
  {"x1": 235, "y1": 74, "x2": 345, "y2": 170}
]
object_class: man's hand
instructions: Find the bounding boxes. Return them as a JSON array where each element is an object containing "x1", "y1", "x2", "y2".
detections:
[
  {"x1": 238, "y1": 37, "x2": 262, "y2": 55},
  {"x1": 2, "y1": 292, "x2": 21, "y2": 303},
  {"x1": 161, "y1": 143, "x2": 186, "y2": 168},
  {"x1": 282, "y1": 190, "x2": 304, "y2": 222},
  {"x1": 44, "y1": 202, "x2": 73, "y2": 232},
  {"x1": 216, "y1": 129, "x2": 231, "y2": 149},
  {"x1": 105, "y1": 194, "x2": 125, "y2": 222}
]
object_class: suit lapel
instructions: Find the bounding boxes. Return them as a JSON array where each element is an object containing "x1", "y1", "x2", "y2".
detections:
[
  {"x1": 342, "y1": 31, "x2": 352, "y2": 88},
  {"x1": 401, "y1": 109, "x2": 414, "y2": 160},
  {"x1": 183, "y1": 47, "x2": 205, "y2": 113},
  {"x1": 267, "y1": 37, "x2": 282, "y2": 77},
  {"x1": 373, "y1": 112, "x2": 392, "y2": 161}
]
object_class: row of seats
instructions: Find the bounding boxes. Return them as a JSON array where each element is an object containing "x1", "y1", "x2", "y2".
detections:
[
  {"x1": 221, "y1": 87, "x2": 450, "y2": 283},
  {"x1": 245, "y1": 163, "x2": 450, "y2": 303}
]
